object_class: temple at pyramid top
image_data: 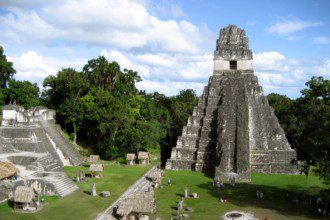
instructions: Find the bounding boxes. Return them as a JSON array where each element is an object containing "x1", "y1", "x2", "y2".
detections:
[{"x1": 214, "y1": 25, "x2": 253, "y2": 71}]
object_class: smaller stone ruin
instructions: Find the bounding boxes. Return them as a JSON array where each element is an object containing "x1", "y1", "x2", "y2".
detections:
[
  {"x1": 89, "y1": 164, "x2": 104, "y2": 178},
  {"x1": 2, "y1": 105, "x2": 55, "y2": 126},
  {"x1": 146, "y1": 169, "x2": 164, "y2": 188},
  {"x1": 109, "y1": 167, "x2": 163, "y2": 220},
  {"x1": 138, "y1": 152, "x2": 149, "y2": 165},
  {"x1": 13, "y1": 186, "x2": 35, "y2": 211},
  {"x1": 87, "y1": 155, "x2": 100, "y2": 163},
  {"x1": 126, "y1": 153, "x2": 136, "y2": 166},
  {"x1": 116, "y1": 192, "x2": 156, "y2": 219}
]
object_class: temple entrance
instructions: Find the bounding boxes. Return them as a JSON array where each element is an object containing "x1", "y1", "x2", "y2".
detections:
[{"x1": 230, "y1": 60, "x2": 237, "y2": 70}]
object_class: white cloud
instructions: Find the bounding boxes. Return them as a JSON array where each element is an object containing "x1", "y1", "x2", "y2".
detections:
[
  {"x1": 8, "y1": 51, "x2": 57, "y2": 80},
  {"x1": 254, "y1": 51, "x2": 291, "y2": 72},
  {"x1": 0, "y1": 0, "x2": 212, "y2": 54},
  {"x1": 134, "y1": 54, "x2": 173, "y2": 67},
  {"x1": 137, "y1": 80, "x2": 205, "y2": 96},
  {"x1": 266, "y1": 17, "x2": 323, "y2": 36},
  {"x1": 8, "y1": 51, "x2": 85, "y2": 85},
  {"x1": 252, "y1": 50, "x2": 330, "y2": 96},
  {"x1": 149, "y1": 2, "x2": 187, "y2": 19},
  {"x1": 311, "y1": 60, "x2": 330, "y2": 76},
  {"x1": 101, "y1": 50, "x2": 213, "y2": 84},
  {"x1": 312, "y1": 36, "x2": 330, "y2": 44},
  {"x1": 101, "y1": 50, "x2": 133, "y2": 70}
]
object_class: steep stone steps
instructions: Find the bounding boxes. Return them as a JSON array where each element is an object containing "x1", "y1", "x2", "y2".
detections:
[
  {"x1": 39, "y1": 121, "x2": 83, "y2": 166},
  {"x1": 47, "y1": 172, "x2": 79, "y2": 197}
]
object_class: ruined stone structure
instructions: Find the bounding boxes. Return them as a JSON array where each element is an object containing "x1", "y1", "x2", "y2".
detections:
[
  {"x1": 0, "y1": 105, "x2": 83, "y2": 200},
  {"x1": 166, "y1": 25, "x2": 297, "y2": 181},
  {"x1": 97, "y1": 166, "x2": 162, "y2": 220}
]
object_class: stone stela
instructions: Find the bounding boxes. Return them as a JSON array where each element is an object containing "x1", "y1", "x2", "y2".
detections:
[{"x1": 165, "y1": 25, "x2": 298, "y2": 181}]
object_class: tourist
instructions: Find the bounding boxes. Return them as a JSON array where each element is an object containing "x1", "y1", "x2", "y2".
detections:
[
  {"x1": 220, "y1": 182, "x2": 225, "y2": 190},
  {"x1": 256, "y1": 190, "x2": 260, "y2": 199},
  {"x1": 259, "y1": 191, "x2": 264, "y2": 199},
  {"x1": 213, "y1": 179, "x2": 217, "y2": 187},
  {"x1": 216, "y1": 180, "x2": 220, "y2": 188},
  {"x1": 167, "y1": 179, "x2": 171, "y2": 186},
  {"x1": 35, "y1": 201, "x2": 40, "y2": 210}
]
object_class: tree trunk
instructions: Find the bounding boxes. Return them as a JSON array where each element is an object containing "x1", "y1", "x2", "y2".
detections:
[
  {"x1": 73, "y1": 122, "x2": 77, "y2": 144},
  {"x1": 112, "y1": 126, "x2": 118, "y2": 144}
]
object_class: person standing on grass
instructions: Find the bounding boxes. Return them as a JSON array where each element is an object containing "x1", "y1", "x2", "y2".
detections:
[{"x1": 220, "y1": 182, "x2": 225, "y2": 190}]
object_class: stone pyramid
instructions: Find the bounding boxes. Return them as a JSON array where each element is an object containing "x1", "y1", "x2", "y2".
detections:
[{"x1": 165, "y1": 25, "x2": 297, "y2": 181}]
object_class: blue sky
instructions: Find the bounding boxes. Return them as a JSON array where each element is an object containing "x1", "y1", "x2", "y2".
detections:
[{"x1": 0, "y1": 0, "x2": 329, "y2": 98}]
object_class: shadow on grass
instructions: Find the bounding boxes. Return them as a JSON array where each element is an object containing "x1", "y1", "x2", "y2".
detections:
[
  {"x1": 171, "y1": 206, "x2": 178, "y2": 211},
  {"x1": 7, "y1": 199, "x2": 14, "y2": 209},
  {"x1": 202, "y1": 172, "x2": 215, "y2": 179},
  {"x1": 83, "y1": 190, "x2": 91, "y2": 195},
  {"x1": 196, "y1": 181, "x2": 326, "y2": 219}
]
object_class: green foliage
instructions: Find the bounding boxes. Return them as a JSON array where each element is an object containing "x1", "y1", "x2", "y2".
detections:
[
  {"x1": 6, "y1": 79, "x2": 41, "y2": 108},
  {"x1": 43, "y1": 57, "x2": 168, "y2": 159},
  {"x1": 83, "y1": 56, "x2": 121, "y2": 91},
  {"x1": 0, "y1": 46, "x2": 16, "y2": 89},
  {"x1": 150, "y1": 89, "x2": 199, "y2": 165},
  {"x1": 268, "y1": 76, "x2": 330, "y2": 181},
  {"x1": 43, "y1": 68, "x2": 88, "y2": 142},
  {"x1": 0, "y1": 47, "x2": 41, "y2": 109}
]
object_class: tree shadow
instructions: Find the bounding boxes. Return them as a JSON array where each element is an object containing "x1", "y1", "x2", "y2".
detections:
[
  {"x1": 83, "y1": 190, "x2": 91, "y2": 195},
  {"x1": 202, "y1": 171, "x2": 214, "y2": 179},
  {"x1": 7, "y1": 199, "x2": 14, "y2": 208},
  {"x1": 196, "y1": 181, "x2": 327, "y2": 219},
  {"x1": 171, "y1": 205, "x2": 178, "y2": 211}
]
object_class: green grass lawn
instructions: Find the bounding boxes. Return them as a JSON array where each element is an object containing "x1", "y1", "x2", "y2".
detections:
[
  {"x1": 156, "y1": 171, "x2": 329, "y2": 220},
  {"x1": 0, "y1": 163, "x2": 152, "y2": 220}
]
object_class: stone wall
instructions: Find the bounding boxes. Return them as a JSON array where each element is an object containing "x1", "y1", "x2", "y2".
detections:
[{"x1": 2, "y1": 105, "x2": 55, "y2": 126}]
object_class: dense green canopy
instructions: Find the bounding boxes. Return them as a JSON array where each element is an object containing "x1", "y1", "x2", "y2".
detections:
[{"x1": 268, "y1": 76, "x2": 330, "y2": 180}]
